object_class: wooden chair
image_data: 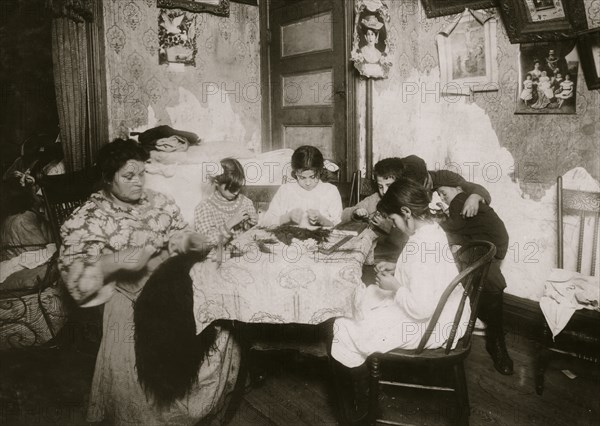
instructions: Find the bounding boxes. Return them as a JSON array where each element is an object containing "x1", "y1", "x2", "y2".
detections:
[
  {"x1": 37, "y1": 168, "x2": 100, "y2": 244},
  {"x1": 535, "y1": 176, "x2": 600, "y2": 395},
  {"x1": 367, "y1": 241, "x2": 496, "y2": 426}
]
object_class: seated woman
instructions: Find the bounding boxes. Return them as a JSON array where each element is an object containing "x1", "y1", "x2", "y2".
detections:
[
  {"x1": 328, "y1": 178, "x2": 470, "y2": 422},
  {"x1": 59, "y1": 139, "x2": 239, "y2": 425},
  {"x1": 1, "y1": 173, "x2": 52, "y2": 262}
]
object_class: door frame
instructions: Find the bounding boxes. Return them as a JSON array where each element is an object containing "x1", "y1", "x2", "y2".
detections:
[{"x1": 259, "y1": 0, "x2": 356, "y2": 181}]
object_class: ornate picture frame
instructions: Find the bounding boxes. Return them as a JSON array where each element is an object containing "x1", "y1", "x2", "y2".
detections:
[
  {"x1": 351, "y1": 0, "x2": 393, "y2": 79},
  {"x1": 577, "y1": 29, "x2": 600, "y2": 91},
  {"x1": 157, "y1": 0, "x2": 230, "y2": 16},
  {"x1": 158, "y1": 9, "x2": 197, "y2": 66},
  {"x1": 420, "y1": 0, "x2": 497, "y2": 18},
  {"x1": 515, "y1": 41, "x2": 578, "y2": 115},
  {"x1": 498, "y1": 0, "x2": 587, "y2": 43},
  {"x1": 436, "y1": 9, "x2": 498, "y2": 95}
]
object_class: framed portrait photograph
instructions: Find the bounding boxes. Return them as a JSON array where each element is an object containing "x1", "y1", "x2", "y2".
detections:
[
  {"x1": 577, "y1": 29, "x2": 600, "y2": 91},
  {"x1": 157, "y1": 0, "x2": 230, "y2": 16},
  {"x1": 515, "y1": 41, "x2": 578, "y2": 115},
  {"x1": 436, "y1": 9, "x2": 498, "y2": 95},
  {"x1": 421, "y1": 0, "x2": 497, "y2": 18},
  {"x1": 498, "y1": 0, "x2": 587, "y2": 43},
  {"x1": 351, "y1": 0, "x2": 393, "y2": 79}
]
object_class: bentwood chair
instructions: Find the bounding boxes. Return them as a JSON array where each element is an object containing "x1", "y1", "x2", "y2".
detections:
[
  {"x1": 367, "y1": 241, "x2": 496, "y2": 426},
  {"x1": 535, "y1": 176, "x2": 600, "y2": 395},
  {"x1": 37, "y1": 168, "x2": 100, "y2": 245},
  {"x1": 36, "y1": 168, "x2": 102, "y2": 351}
]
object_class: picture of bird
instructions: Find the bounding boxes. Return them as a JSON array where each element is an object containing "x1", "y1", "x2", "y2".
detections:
[{"x1": 160, "y1": 12, "x2": 186, "y2": 37}]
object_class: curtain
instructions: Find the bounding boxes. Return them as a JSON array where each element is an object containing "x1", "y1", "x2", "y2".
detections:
[{"x1": 51, "y1": 0, "x2": 108, "y2": 172}]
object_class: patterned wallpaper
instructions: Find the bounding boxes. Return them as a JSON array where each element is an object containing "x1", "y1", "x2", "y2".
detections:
[
  {"x1": 368, "y1": 0, "x2": 600, "y2": 199},
  {"x1": 102, "y1": 0, "x2": 261, "y2": 151}
]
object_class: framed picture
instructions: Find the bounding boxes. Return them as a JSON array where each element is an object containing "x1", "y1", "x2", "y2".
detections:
[
  {"x1": 436, "y1": 9, "x2": 498, "y2": 95},
  {"x1": 515, "y1": 41, "x2": 578, "y2": 114},
  {"x1": 157, "y1": 0, "x2": 230, "y2": 16},
  {"x1": 158, "y1": 9, "x2": 197, "y2": 66},
  {"x1": 498, "y1": 0, "x2": 587, "y2": 43},
  {"x1": 421, "y1": 0, "x2": 497, "y2": 18},
  {"x1": 577, "y1": 29, "x2": 600, "y2": 91},
  {"x1": 351, "y1": 0, "x2": 393, "y2": 79}
]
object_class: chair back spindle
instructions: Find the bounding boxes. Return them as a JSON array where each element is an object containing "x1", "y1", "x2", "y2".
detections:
[
  {"x1": 558, "y1": 176, "x2": 600, "y2": 276},
  {"x1": 416, "y1": 241, "x2": 496, "y2": 354}
]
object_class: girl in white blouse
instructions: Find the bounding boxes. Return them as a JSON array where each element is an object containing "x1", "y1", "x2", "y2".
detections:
[{"x1": 259, "y1": 145, "x2": 343, "y2": 228}]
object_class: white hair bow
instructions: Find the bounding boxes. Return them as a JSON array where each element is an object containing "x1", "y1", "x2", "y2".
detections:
[{"x1": 323, "y1": 160, "x2": 339, "y2": 172}]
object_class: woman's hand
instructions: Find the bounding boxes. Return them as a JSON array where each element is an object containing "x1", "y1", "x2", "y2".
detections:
[
  {"x1": 186, "y1": 232, "x2": 213, "y2": 253},
  {"x1": 461, "y1": 194, "x2": 484, "y2": 217},
  {"x1": 374, "y1": 261, "x2": 395, "y2": 275},
  {"x1": 375, "y1": 271, "x2": 400, "y2": 292},
  {"x1": 100, "y1": 246, "x2": 158, "y2": 277}
]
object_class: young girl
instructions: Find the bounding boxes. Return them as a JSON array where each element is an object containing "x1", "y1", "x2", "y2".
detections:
[
  {"x1": 331, "y1": 178, "x2": 470, "y2": 368},
  {"x1": 194, "y1": 158, "x2": 258, "y2": 246},
  {"x1": 520, "y1": 73, "x2": 534, "y2": 104},
  {"x1": 259, "y1": 145, "x2": 343, "y2": 228}
]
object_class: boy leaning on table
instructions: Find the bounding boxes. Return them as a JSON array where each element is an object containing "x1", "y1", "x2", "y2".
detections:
[{"x1": 340, "y1": 157, "x2": 406, "y2": 264}]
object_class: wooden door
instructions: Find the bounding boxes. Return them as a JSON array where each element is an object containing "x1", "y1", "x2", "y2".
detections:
[{"x1": 268, "y1": 0, "x2": 350, "y2": 178}]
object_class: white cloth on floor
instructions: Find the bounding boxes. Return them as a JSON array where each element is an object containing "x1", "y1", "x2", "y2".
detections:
[{"x1": 539, "y1": 268, "x2": 600, "y2": 338}]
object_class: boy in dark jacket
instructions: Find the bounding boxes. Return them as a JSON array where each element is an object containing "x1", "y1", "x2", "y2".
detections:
[{"x1": 436, "y1": 183, "x2": 513, "y2": 375}]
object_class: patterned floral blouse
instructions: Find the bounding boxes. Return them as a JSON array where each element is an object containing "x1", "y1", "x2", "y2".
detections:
[{"x1": 59, "y1": 189, "x2": 189, "y2": 307}]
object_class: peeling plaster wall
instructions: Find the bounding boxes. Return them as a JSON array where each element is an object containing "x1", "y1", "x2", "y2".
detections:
[
  {"x1": 103, "y1": 0, "x2": 261, "y2": 151},
  {"x1": 357, "y1": 1, "x2": 600, "y2": 300}
]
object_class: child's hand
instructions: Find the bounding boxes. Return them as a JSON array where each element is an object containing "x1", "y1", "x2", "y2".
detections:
[
  {"x1": 371, "y1": 213, "x2": 393, "y2": 233},
  {"x1": 374, "y1": 261, "x2": 395, "y2": 275},
  {"x1": 226, "y1": 211, "x2": 250, "y2": 230},
  {"x1": 288, "y1": 208, "x2": 304, "y2": 225},
  {"x1": 375, "y1": 271, "x2": 400, "y2": 292},
  {"x1": 307, "y1": 209, "x2": 320, "y2": 226},
  {"x1": 354, "y1": 208, "x2": 369, "y2": 219},
  {"x1": 461, "y1": 194, "x2": 484, "y2": 217}
]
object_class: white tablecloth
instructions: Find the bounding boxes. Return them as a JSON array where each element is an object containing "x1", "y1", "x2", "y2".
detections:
[{"x1": 191, "y1": 228, "x2": 377, "y2": 333}]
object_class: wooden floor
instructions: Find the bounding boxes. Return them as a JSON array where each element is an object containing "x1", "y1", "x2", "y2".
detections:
[
  {"x1": 1, "y1": 330, "x2": 599, "y2": 425},
  {"x1": 227, "y1": 332, "x2": 600, "y2": 426}
]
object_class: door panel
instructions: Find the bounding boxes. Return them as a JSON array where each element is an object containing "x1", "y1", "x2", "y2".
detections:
[
  {"x1": 269, "y1": 0, "x2": 347, "y2": 175},
  {"x1": 282, "y1": 70, "x2": 333, "y2": 107},
  {"x1": 280, "y1": 11, "x2": 333, "y2": 57}
]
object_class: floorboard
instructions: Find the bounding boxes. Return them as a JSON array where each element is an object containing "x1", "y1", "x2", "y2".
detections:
[{"x1": 1, "y1": 330, "x2": 599, "y2": 425}]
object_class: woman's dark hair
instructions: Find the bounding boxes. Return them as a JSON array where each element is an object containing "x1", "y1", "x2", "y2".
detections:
[
  {"x1": 212, "y1": 158, "x2": 245, "y2": 193},
  {"x1": 377, "y1": 178, "x2": 433, "y2": 220},
  {"x1": 290, "y1": 145, "x2": 324, "y2": 179},
  {"x1": 373, "y1": 157, "x2": 404, "y2": 181},
  {"x1": 97, "y1": 138, "x2": 149, "y2": 185},
  {"x1": 0, "y1": 175, "x2": 36, "y2": 219}
]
